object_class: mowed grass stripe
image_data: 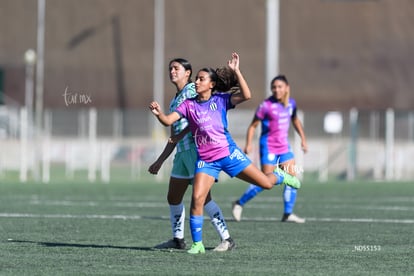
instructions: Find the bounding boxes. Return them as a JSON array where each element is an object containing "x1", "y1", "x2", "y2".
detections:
[{"x1": 1, "y1": 212, "x2": 413, "y2": 224}]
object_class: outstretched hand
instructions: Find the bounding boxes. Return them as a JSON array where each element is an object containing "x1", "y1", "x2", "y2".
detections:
[{"x1": 227, "y1": 52, "x2": 240, "y2": 71}]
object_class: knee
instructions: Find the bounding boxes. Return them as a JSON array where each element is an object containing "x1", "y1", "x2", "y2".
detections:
[
  {"x1": 167, "y1": 192, "x2": 183, "y2": 205},
  {"x1": 192, "y1": 193, "x2": 206, "y2": 210},
  {"x1": 264, "y1": 183, "x2": 273, "y2": 190},
  {"x1": 263, "y1": 179, "x2": 273, "y2": 190}
]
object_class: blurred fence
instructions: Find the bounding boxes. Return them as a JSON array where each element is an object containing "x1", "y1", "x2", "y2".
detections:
[{"x1": 0, "y1": 106, "x2": 413, "y2": 182}]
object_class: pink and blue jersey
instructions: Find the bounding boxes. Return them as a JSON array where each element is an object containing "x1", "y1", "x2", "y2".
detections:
[
  {"x1": 256, "y1": 97, "x2": 297, "y2": 155},
  {"x1": 175, "y1": 93, "x2": 236, "y2": 162}
]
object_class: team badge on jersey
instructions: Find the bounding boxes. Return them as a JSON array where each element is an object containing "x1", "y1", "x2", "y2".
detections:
[{"x1": 210, "y1": 102, "x2": 217, "y2": 111}]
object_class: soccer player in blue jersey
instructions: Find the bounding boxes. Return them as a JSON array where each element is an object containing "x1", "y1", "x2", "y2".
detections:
[
  {"x1": 148, "y1": 58, "x2": 235, "y2": 251},
  {"x1": 232, "y1": 75, "x2": 308, "y2": 223},
  {"x1": 149, "y1": 53, "x2": 301, "y2": 254}
]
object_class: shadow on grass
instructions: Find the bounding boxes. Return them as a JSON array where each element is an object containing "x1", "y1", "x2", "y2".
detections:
[{"x1": 7, "y1": 239, "x2": 155, "y2": 251}]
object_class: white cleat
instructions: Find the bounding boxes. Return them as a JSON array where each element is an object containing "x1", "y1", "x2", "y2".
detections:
[
  {"x1": 213, "y1": 238, "x2": 236, "y2": 252},
  {"x1": 281, "y1": 213, "x2": 306, "y2": 223},
  {"x1": 232, "y1": 201, "x2": 243, "y2": 222}
]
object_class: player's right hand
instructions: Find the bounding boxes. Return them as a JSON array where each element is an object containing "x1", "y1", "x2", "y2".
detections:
[{"x1": 149, "y1": 101, "x2": 161, "y2": 116}]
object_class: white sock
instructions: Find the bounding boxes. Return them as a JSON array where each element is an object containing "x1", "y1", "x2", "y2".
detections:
[
  {"x1": 169, "y1": 203, "x2": 185, "y2": 239},
  {"x1": 204, "y1": 200, "x2": 230, "y2": 241}
]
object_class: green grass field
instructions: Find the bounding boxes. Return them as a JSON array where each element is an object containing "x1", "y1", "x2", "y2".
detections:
[{"x1": 0, "y1": 175, "x2": 413, "y2": 275}]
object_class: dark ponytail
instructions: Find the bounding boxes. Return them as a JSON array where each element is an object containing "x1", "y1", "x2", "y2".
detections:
[{"x1": 215, "y1": 66, "x2": 239, "y2": 93}]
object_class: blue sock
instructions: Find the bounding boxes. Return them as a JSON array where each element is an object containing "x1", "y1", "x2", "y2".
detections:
[
  {"x1": 283, "y1": 185, "x2": 297, "y2": 214},
  {"x1": 274, "y1": 170, "x2": 285, "y2": 185},
  {"x1": 189, "y1": 215, "x2": 204, "y2": 243},
  {"x1": 238, "y1": 184, "x2": 264, "y2": 205}
]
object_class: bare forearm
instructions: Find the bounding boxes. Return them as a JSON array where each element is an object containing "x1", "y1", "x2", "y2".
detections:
[
  {"x1": 245, "y1": 126, "x2": 255, "y2": 147},
  {"x1": 293, "y1": 118, "x2": 308, "y2": 152},
  {"x1": 156, "y1": 112, "x2": 170, "y2": 126},
  {"x1": 235, "y1": 69, "x2": 251, "y2": 101},
  {"x1": 293, "y1": 119, "x2": 306, "y2": 141},
  {"x1": 156, "y1": 141, "x2": 176, "y2": 163},
  {"x1": 244, "y1": 119, "x2": 259, "y2": 154}
]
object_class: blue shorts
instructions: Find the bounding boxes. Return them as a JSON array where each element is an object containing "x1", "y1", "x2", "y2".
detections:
[
  {"x1": 195, "y1": 145, "x2": 252, "y2": 181},
  {"x1": 260, "y1": 145, "x2": 294, "y2": 166}
]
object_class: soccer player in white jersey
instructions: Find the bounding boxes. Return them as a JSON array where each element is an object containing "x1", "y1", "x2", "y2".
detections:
[
  {"x1": 148, "y1": 58, "x2": 235, "y2": 252},
  {"x1": 232, "y1": 75, "x2": 308, "y2": 223},
  {"x1": 149, "y1": 53, "x2": 301, "y2": 254}
]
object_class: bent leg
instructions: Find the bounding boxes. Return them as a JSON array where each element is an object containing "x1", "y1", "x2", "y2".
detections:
[
  {"x1": 238, "y1": 184, "x2": 264, "y2": 205},
  {"x1": 235, "y1": 164, "x2": 276, "y2": 189}
]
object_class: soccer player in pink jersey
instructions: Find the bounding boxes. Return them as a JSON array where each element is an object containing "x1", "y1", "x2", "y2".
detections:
[
  {"x1": 149, "y1": 53, "x2": 301, "y2": 254},
  {"x1": 232, "y1": 75, "x2": 308, "y2": 223},
  {"x1": 148, "y1": 58, "x2": 235, "y2": 252}
]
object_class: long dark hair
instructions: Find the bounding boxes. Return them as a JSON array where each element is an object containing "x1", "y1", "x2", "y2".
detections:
[{"x1": 198, "y1": 66, "x2": 239, "y2": 93}]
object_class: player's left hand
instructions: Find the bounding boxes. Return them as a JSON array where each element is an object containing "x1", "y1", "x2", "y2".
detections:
[
  {"x1": 148, "y1": 161, "x2": 162, "y2": 174},
  {"x1": 227, "y1": 52, "x2": 239, "y2": 71},
  {"x1": 301, "y1": 141, "x2": 308, "y2": 153}
]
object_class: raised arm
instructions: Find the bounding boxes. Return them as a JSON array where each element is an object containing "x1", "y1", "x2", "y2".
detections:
[
  {"x1": 149, "y1": 101, "x2": 181, "y2": 126},
  {"x1": 227, "y1": 53, "x2": 252, "y2": 106}
]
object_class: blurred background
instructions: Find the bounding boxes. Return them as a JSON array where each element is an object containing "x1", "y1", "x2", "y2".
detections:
[{"x1": 0, "y1": 0, "x2": 413, "y2": 183}]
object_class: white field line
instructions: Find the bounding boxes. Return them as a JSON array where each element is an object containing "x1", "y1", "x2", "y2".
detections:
[
  {"x1": 304, "y1": 217, "x2": 414, "y2": 224},
  {"x1": 0, "y1": 213, "x2": 135, "y2": 219},
  {"x1": 0, "y1": 213, "x2": 413, "y2": 224},
  {"x1": 28, "y1": 200, "x2": 167, "y2": 208},
  {"x1": 316, "y1": 205, "x2": 414, "y2": 211},
  {"x1": 27, "y1": 199, "x2": 414, "y2": 212}
]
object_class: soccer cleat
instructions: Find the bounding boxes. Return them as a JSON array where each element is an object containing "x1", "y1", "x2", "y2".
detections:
[
  {"x1": 274, "y1": 169, "x2": 301, "y2": 189},
  {"x1": 213, "y1": 237, "x2": 236, "y2": 252},
  {"x1": 187, "y1": 241, "x2": 205, "y2": 254},
  {"x1": 232, "y1": 201, "x2": 243, "y2": 222},
  {"x1": 281, "y1": 213, "x2": 306, "y2": 224},
  {"x1": 154, "y1": 237, "x2": 186, "y2": 250}
]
